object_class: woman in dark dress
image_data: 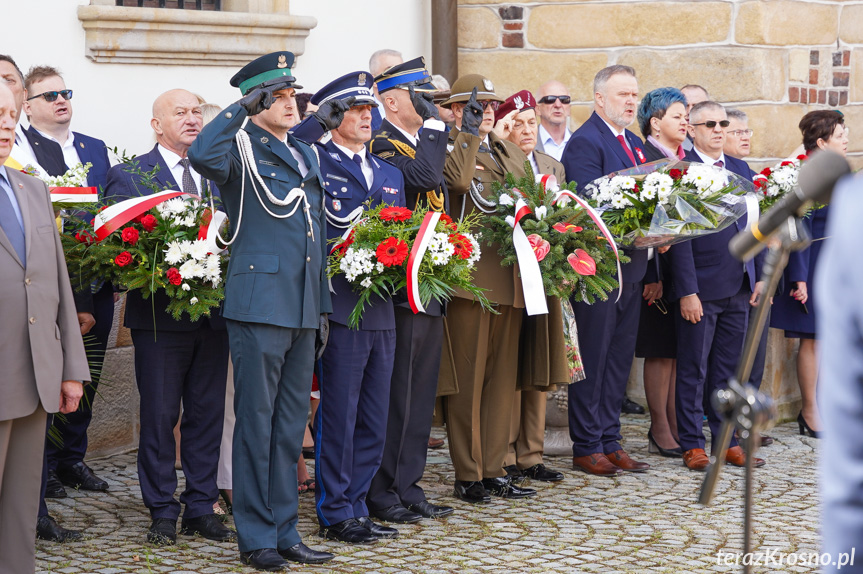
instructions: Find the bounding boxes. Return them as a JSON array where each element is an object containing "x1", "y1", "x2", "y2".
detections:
[
  {"x1": 634, "y1": 88, "x2": 688, "y2": 456},
  {"x1": 770, "y1": 110, "x2": 848, "y2": 437}
]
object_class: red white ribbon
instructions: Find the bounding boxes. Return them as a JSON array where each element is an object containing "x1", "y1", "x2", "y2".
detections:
[
  {"x1": 407, "y1": 211, "x2": 441, "y2": 314},
  {"x1": 203, "y1": 210, "x2": 229, "y2": 254},
  {"x1": 536, "y1": 174, "x2": 560, "y2": 194},
  {"x1": 51, "y1": 186, "x2": 98, "y2": 204},
  {"x1": 553, "y1": 188, "x2": 623, "y2": 303},
  {"x1": 510, "y1": 198, "x2": 549, "y2": 316},
  {"x1": 93, "y1": 190, "x2": 200, "y2": 241}
]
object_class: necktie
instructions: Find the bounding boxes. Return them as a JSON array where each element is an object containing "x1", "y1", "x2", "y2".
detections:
[
  {"x1": 179, "y1": 158, "x2": 197, "y2": 194},
  {"x1": 0, "y1": 177, "x2": 26, "y2": 266},
  {"x1": 617, "y1": 135, "x2": 637, "y2": 167},
  {"x1": 352, "y1": 154, "x2": 369, "y2": 189},
  {"x1": 714, "y1": 160, "x2": 724, "y2": 168}
]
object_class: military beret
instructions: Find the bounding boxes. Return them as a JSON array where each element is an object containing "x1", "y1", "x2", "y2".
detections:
[
  {"x1": 495, "y1": 90, "x2": 537, "y2": 123},
  {"x1": 230, "y1": 52, "x2": 303, "y2": 95}
]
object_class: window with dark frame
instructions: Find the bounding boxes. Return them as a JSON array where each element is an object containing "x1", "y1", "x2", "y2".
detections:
[{"x1": 115, "y1": 0, "x2": 221, "y2": 9}]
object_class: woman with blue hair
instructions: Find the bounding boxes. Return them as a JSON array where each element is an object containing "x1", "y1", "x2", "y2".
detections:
[
  {"x1": 637, "y1": 87, "x2": 688, "y2": 161},
  {"x1": 634, "y1": 87, "x2": 688, "y2": 457}
]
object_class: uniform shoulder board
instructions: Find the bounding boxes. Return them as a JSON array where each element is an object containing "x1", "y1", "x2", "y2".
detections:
[{"x1": 377, "y1": 150, "x2": 397, "y2": 159}]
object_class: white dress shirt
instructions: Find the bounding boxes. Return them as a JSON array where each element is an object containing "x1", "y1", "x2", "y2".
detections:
[
  {"x1": 538, "y1": 124, "x2": 571, "y2": 162},
  {"x1": 158, "y1": 144, "x2": 202, "y2": 192},
  {"x1": 334, "y1": 143, "x2": 373, "y2": 189},
  {"x1": 528, "y1": 151, "x2": 540, "y2": 175}
]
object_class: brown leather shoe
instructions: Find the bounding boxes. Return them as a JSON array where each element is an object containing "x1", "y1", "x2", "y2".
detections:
[
  {"x1": 572, "y1": 453, "x2": 623, "y2": 476},
  {"x1": 428, "y1": 437, "x2": 445, "y2": 449},
  {"x1": 682, "y1": 448, "x2": 710, "y2": 471},
  {"x1": 725, "y1": 445, "x2": 766, "y2": 468},
  {"x1": 605, "y1": 449, "x2": 650, "y2": 472}
]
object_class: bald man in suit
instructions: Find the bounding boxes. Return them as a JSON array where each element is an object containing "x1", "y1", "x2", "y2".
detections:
[{"x1": 0, "y1": 83, "x2": 89, "y2": 574}]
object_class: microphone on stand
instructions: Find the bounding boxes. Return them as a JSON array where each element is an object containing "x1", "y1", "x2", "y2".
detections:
[{"x1": 729, "y1": 150, "x2": 851, "y2": 262}]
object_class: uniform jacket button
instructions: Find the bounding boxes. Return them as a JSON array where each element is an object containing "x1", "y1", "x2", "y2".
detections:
[
  {"x1": 225, "y1": 112, "x2": 233, "y2": 119},
  {"x1": 249, "y1": 264, "x2": 255, "y2": 270},
  {"x1": 271, "y1": 172, "x2": 276, "y2": 177},
  {"x1": 461, "y1": 142, "x2": 468, "y2": 149},
  {"x1": 429, "y1": 134, "x2": 435, "y2": 141},
  {"x1": 307, "y1": 231, "x2": 312, "y2": 237},
  {"x1": 306, "y1": 256, "x2": 311, "y2": 262}
]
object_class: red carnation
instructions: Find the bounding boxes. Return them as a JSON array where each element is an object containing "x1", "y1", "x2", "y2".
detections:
[
  {"x1": 375, "y1": 237, "x2": 409, "y2": 266},
  {"x1": 166, "y1": 267, "x2": 183, "y2": 286},
  {"x1": 121, "y1": 227, "x2": 139, "y2": 245},
  {"x1": 449, "y1": 233, "x2": 474, "y2": 260},
  {"x1": 797, "y1": 154, "x2": 808, "y2": 161},
  {"x1": 439, "y1": 213, "x2": 457, "y2": 231},
  {"x1": 379, "y1": 206, "x2": 412, "y2": 222},
  {"x1": 753, "y1": 178, "x2": 767, "y2": 190},
  {"x1": 75, "y1": 230, "x2": 95, "y2": 245},
  {"x1": 780, "y1": 161, "x2": 794, "y2": 167},
  {"x1": 140, "y1": 214, "x2": 158, "y2": 232},
  {"x1": 761, "y1": 167, "x2": 772, "y2": 177},
  {"x1": 114, "y1": 251, "x2": 133, "y2": 267},
  {"x1": 669, "y1": 169, "x2": 683, "y2": 180}
]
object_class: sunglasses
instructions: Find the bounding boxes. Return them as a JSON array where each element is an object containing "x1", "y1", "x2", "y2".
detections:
[
  {"x1": 478, "y1": 100, "x2": 501, "y2": 111},
  {"x1": 691, "y1": 120, "x2": 730, "y2": 129},
  {"x1": 27, "y1": 89, "x2": 73, "y2": 102},
  {"x1": 538, "y1": 95, "x2": 571, "y2": 105}
]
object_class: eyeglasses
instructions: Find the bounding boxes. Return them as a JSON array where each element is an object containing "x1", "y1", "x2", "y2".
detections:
[
  {"x1": 726, "y1": 129, "x2": 754, "y2": 137},
  {"x1": 538, "y1": 95, "x2": 571, "y2": 105},
  {"x1": 691, "y1": 120, "x2": 730, "y2": 129},
  {"x1": 478, "y1": 100, "x2": 501, "y2": 111},
  {"x1": 27, "y1": 89, "x2": 73, "y2": 102}
]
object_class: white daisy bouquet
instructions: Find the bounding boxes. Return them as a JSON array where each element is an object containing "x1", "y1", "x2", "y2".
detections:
[
  {"x1": 586, "y1": 159, "x2": 755, "y2": 248},
  {"x1": 60, "y1": 195, "x2": 228, "y2": 321}
]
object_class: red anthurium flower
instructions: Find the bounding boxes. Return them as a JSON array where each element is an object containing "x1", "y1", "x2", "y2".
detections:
[
  {"x1": 114, "y1": 251, "x2": 133, "y2": 267},
  {"x1": 567, "y1": 249, "x2": 597, "y2": 276},
  {"x1": 166, "y1": 267, "x2": 183, "y2": 285},
  {"x1": 376, "y1": 237, "x2": 409, "y2": 266},
  {"x1": 553, "y1": 222, "x2": 583, "y2": 234},
  {"x1": 140, "y1": 214, "x2": 158, "y2": 232},
  {"x1": 449, "y1": 233, "x2": 473, "y2": 260},
  {"x1": 121, "y1": 227, "x2": 139, "y2": 245},
  {"x1": 527, "y1": 233, "x2": 551, "y2": 261},
  {"x1": 380, "y1": 206, "x2": 412, "y2": 222}
]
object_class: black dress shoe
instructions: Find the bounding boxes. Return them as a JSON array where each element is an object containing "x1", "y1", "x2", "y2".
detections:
[
  {"x1": 453, "y1": 480, "x2": 490, "y2": 504},
  {"x1": 407, "y1": 499, "x2": 455, "y2": 518},
  {"x1": 504, "y1": 464, "x2": 527, "y2": 484},
  {"x1": 147, "y1": 517, "x2": 177, "y2": 546},
  {"x1": 371, "y1": 504, "x2": 423, "y2": 524},
  {"x1": 36, "y1": 515, "x2": 82, "y2": 542},
  {"x1": 240, "y1": 548, "x2": 286, "y2": 571},
  {"x1": 481, "y1": 476, "x2": 537, "y2": 499},
  {"x1": 319, "y1": 518, "x2": 378, "y2": 544},
  {"x1": 45, "y1": 470, "x2": 67, "y2": 499},
  {"x1": 357, "y1": 516, "x2": 398, "y2": 539},
  {"x1": 279, "y1": 542, "x2": 334, "y2": 564},
  {"x1": 621, "y1": 396, "x2": 645, "y2": 414},
  {"x1": 521, "y1": 463, "x2": 565, "y2": 482},
  {"x1": 180, "y1": 513, "x2": 237, "y2": 542},
  {"x1": 56, "y1": 462, "x2": 109, "y2": 491}
]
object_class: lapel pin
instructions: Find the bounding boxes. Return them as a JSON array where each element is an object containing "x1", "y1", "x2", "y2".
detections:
[
  {"x1": 261, "y1": 136, "x2": 269, "y2": 143},
  {"x1": 79, "y1": 142, "x2": 85, "y2": 148}
]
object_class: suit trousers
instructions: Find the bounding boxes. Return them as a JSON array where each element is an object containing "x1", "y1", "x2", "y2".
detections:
[
  {"x1": 132, "y1": 324, "x2": 229, "y2": 521},
  {"x1": 443, "y1": 299, "x2": 522, "y2": 482},
  {"x1": 228, "y1": 321, "x2": 313, "y2": 552},
  {"x1": 675, "y1": 287, "x2": 750, "y2": 452},
  {"x1": 367, "y1": 308, "x2": 443, "y2": 511},
  {"x1": 747, "y1": 307, "x2": 769, "y2": 389},
  {"x1": 568, "y1": 282, "x2": 641, "y2": 457},
  {"x1": 0, "y1": 406, "x2": 47, "y2": 574},
  {"x1": 505, "y1": 390, "x2": 546, "y2": 469},
  {"x1": 315, "y1": 323, "x2": 396, "y2": 526}
]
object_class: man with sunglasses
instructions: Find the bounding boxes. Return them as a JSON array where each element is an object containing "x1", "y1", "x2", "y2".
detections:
[
  {"x1": 535, "y1": 81, "x2": 572, "y2": 161},
  {"x1": 668, "y1": 100, "x2": 765, "y2": 472},
  {"x1": 438, "y1": 74, "x2": 536, "y2": 504}
]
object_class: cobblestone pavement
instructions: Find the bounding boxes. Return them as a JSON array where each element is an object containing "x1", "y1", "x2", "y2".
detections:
[{"x1": 36, "y1": 416, "x2": 820, "y2": 574}]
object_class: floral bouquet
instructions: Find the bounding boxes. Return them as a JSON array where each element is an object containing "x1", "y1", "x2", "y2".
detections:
[
  {"x1": 753, "y1": 155, "x2": 807, "y2": 211},
  {"x1": 328, "y1": 203, "x2": 489, "y2": 329},
  {"x1": 485, "y1": 165, "x2": 627, "y2": 305},
  {"x1": 61, "y1": 195, "x2": 227, "y2": 321},
  {"x1": 585, "y1": 159, "x2": 756, "y2": 248},
  {"x1": 23, "y1": 162, "x2": 99, "y2": 205}
]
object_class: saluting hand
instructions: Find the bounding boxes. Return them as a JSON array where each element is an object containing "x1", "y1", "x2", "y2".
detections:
[
  {"x1": 237, "y1": 80, "x2": 291, "y2": 116},
  {"x1": 461, "y1": 87, "x2": 484, "y2": 137},
  {"x1": 313, "y1": 96, "x2": 357, "y2": 132},
  {"x1": 492, "y1": 109, "x2": 517, "y2": 140},
  {"x1": 680, "y1": 294, "x2": 703, "y2": 324},
  {"x1": 408, "y1": 85, "x2": 440, "y2": 122}
]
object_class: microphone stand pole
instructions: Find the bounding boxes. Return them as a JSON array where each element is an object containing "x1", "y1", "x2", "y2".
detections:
[{"x1": 698, "y1": 217, "x2": 811, "y2": 574}]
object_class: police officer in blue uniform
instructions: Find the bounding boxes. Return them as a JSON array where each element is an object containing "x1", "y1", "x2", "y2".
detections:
[
  {"x1": 292, "y1": 72, "x2": 407, "y2": 545},
  {"x1": 365, "y1": 58, "x2": 455, "y2": 522},
  {"x1": 188, "y1": 52, "x2": 335, "y2": 571}
]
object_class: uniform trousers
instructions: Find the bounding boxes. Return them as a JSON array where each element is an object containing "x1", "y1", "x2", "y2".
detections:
[
  {"x1": 217, "y1": 360, "x2": 235, "y2": 491},
  {"x1": 568, "y1": 282, "x2": 641, "y2": 457},
  {"x1": 228, "y1": 321, "x2": 314, "y2": 553},
  {"x1": 315, "y1": 323, "x2": 396, "y2": 526},
  {"x1": 132, "y1": 324, "x2": 229, "y2": 521},
  {"x1": 367, "y1": 308, "x2": 443, "y2": 511},
  {"x1": 443, "y1": 299, "x2": 522, "y2": 482},
  {"x1": 505, "y1": 390, "x2": 546, "y2": 469},
  {"x1": 675, "y1": 287, "x2": 749, "y2": 452},
  {"x1": 0, "y1": 405, "x2": 47, "y2": 574}
]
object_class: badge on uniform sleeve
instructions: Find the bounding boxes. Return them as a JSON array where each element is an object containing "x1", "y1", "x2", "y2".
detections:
[
  {"x1": 383, "y1": 187, "x2": 399, "y2": 195},
  {"x1": 332, "y1": 199, "x2": 342, "y2": 211},
  {"x1": 635, "y1": 147, "x2": 646, "y2": 163}
]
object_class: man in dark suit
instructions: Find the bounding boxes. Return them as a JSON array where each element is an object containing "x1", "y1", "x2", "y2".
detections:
[
  {"x1": 0, "y1": 82, "x2": 90, "y2": 574},
  {"x1": 104, "y1": 88, "x2": 234, "y2": 546},
  {"x1": 668, "y1": 100, "x2": 766, "y2": 471},
  {"x1": 292, "y1": 72, "x2": 407, "y2": 544},
  {"x1": 365, "y1": 58, "x2": 455, "y2": 522},
  {"x1": 189, "y1": 52, "x2": 334, "y2": 570},
  {"x1": 22, "y1": 64, "x2": 116, "y2": 500},
  {"x1": 560, "y1": 65, "x2": 650, "y2": 476}
]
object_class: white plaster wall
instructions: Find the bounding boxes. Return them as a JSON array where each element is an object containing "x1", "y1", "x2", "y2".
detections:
[{"x1": 4, "y1": 0, "x2": 430, "y2": 160}]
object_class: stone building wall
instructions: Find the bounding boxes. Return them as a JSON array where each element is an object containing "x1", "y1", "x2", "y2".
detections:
[{"x1": 456, "y1": 0, "x2": 862, "y2": 418}]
